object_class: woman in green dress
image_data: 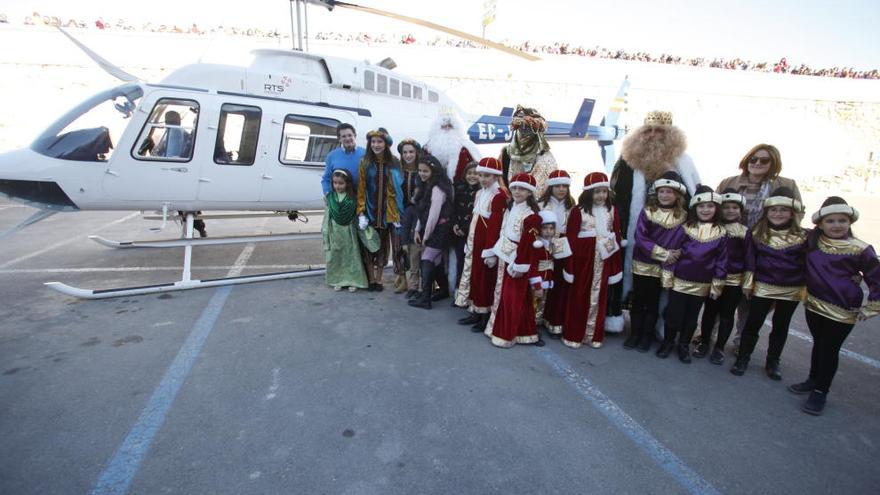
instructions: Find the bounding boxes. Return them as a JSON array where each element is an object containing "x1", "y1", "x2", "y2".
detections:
[{"x1": 323, "y1": 169, "x2": 369, "y2": 291}]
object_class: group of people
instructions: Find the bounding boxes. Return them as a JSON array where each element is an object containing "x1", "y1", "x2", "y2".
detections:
[
  {"x1": 320, "y1": 109, "x2": 880, "y2": 417},
  {"x1": 311, "y1": 30, "x2": 879, "y2": 80}
]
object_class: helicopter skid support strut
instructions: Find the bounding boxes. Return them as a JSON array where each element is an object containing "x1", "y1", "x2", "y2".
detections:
[{"x1": 45, "y1": 213, "x2": 325, "y2": 299}]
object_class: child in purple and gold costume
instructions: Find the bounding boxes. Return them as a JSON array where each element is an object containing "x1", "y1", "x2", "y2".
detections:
[
  {"x1": 732, "y1": 187, "x2": 807, "y2": 380},
  {"x1": 789, "y1": 197, "x2": 880, "y2": 415},
  {"x1": 657, "y1": 185, "x2": 728, "y2": 362},
  {"x1": 625, "y1": 171, "x2": 688, "y2": 353},
  {"x1": 694, "y1": 189, "x2": 748, "y2": 364}
]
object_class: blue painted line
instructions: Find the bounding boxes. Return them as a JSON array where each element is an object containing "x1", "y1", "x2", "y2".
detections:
[
  {"x1": 533, "y1": 347, "x2": 722, "y2": 495},
  {"x1": 91, "y1": 286, "x2": 233, "y2": 495}
]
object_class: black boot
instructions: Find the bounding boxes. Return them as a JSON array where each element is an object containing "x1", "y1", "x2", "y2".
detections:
[
  {"x1": 656, "y1": 339, "x2": 674, "y2": 359},
  {"x1": 405, "y1": 289, "x2": 419, "y2": 299},
  {"x1": 194, "y1": 219, "x2": 207, "y2": 238},
  {"x1": 458, "y1": 312, "x2": 481, "y2": 325},
  {"x1": 624, "y1": 311, "x2": 644, "y2": 349},
  {"x1": 471, "y1": 313, "x2": 489, "y2": 333},
  {"x1": 709, "y1": 347, "x2": 725, "y2": 365},
  {"x1": 788, "y1": 379, "x2": 816, "y2": 395},
  {"x1": 802, "y1": 390, "x2": 827, "y2": 416},
  {"x1": 637, "y1": 313, "x2": 657, "y2": 353},
  {"x1": 730, "y1": 356, "x2": 750, "y2": 376},
  {"x1": 693, "y1": 341, "x2": 710, "y2": 359},
  {"x1": 408, "y1": 261, "x2": 435, "y2": 309},
  {"x1": 677, "y1": 343, "x2": 692, "y2": 363},
  {"x1": 431, "y1": 265, "x2": 450, "y2": 302},
  {"x1": 765, "y1": 358, "x2": 782, "y2": 381}
]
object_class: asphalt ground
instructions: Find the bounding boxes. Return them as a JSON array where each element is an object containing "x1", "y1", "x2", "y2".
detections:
[{"x1": 1, "y1": 200, "x2": 879, "y2": 495}]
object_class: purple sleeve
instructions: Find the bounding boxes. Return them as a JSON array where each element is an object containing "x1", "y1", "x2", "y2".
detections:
[
  {"x1": 714, "y1": 236, "x2": 729, "y2": 282},
  {"x1": 861, "y1": 245, "x2": 880, "y2": 303},
  {"x1": 422, "y1": 187, "x2": 446, "y2": 242},
  {"x1": 634, "y1": 210, "x2": 656, "y2": 254}
]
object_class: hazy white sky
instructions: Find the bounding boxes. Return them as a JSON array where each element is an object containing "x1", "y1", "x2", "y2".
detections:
[{"x1": 2, "y1": 0, "x2": 879, "y2": 69}]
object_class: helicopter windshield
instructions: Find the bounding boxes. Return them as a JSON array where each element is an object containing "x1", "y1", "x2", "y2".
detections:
[{"x1": 31, "y1": 83, "x2": 143, "y2": 162}]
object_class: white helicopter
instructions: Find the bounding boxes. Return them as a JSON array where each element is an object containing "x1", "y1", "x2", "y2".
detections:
[{"x1": 0, "y1": 0, "x2": 629, "y2": 299}]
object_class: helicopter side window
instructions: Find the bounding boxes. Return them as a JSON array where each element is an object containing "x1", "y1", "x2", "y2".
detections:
[
  {"x1": 364, "y1": 70, "x2": 375, "y2": 91},
  {"x1": 402, "y1": 82, "x2": 412, "y2": 98},
  {"x1": 413, "y1": 86, "x2": 423, "y2": 100},
  {"x1": 428, "y1": 91, "x2": 439, "y2": 103},
  {"x1": 132, "y1": 98, "x2": 199, "y2": 162},
  {"x1": 214, "y1": 104, "x2": 262, "y2": 166},
  {"x1": 377, "y1": 74, "x2": 388, "y2": 94},
  {"x1": 389, "y1": 78, "x2": 400, "y2": 96},
  {"x1": 279, "y1": 115, "x2": 340, "y2": 168}
]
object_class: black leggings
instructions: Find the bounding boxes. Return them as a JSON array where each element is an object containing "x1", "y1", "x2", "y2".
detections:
[
  {"x1": 607, "y1": 280, "x2": 623, "y2": 317},
  {"x1": 739, "y1": 296, "x2": 799, "y2": 361},
  {"x1": 664, "y1": 290, "x2": 704, "y2": 344},
  {"x1": 631, "y1": 275, "x2": 662, "y2": 317},
  {"x1": 805, "y1": 310, "x2": 854, "y2": 393},
  {"x1": 699, "y1": 285, "x2": 743, "y2": 349}
]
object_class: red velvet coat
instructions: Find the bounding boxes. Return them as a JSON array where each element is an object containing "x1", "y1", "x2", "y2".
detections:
[
  {"x1": 562, "y1": 206, "x2": 623, "y2": 347},
  {"x1": 487, "y1": 207, "x2": 545, "y2": 347}
]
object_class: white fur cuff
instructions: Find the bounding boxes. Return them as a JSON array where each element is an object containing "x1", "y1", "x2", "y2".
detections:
[{"x1": 605, "y1": 315, "x2": 624, "y2": 333}]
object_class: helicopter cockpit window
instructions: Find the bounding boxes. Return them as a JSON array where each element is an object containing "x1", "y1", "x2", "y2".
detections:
[
  {"x1": 377, "y1": 74, "x2": 388, "y2": 94},
  {"x1": 214, "y1": 104, "x2": 262, "y2": 166},
  {"x1": 132, "y1": 98, "x2": 199, "y2": 162},
  {"x1": 428, "y1": 90, "x2": 439, "y2": 103},
  {"x1": 279, "y1": 115, "x2": 340, "y2": 168},
  {"x1": 364, "y1": 70, "x2": 375, "y2": 91},
  {"x1": 32, "y1": 83, "x2": 143, "y2": 162}
]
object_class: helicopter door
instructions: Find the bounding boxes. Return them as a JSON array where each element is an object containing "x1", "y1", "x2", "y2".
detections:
[
  {"x1": 104, "y1": 97, "x2": 201, "y2": 201},
  {"x1": 262, "y1": 112, "x2": 348, "y2": 209},
  {"x1": 196, "y1": 103, "x2": 264, "y2": 204}
]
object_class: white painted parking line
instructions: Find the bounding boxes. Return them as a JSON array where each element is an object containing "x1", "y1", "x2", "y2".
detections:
[
  {"x1": 788, "y1": 328, "x2": 880, "y2": 370},
  {"x1": 761, "y1": 320, "x2": 880, "y2": 371},
  {"x1": 0, "y1": 212, "x2": 140, "y2": 269},
  {"x1": 534, "y1": 347, "x2": 721, "y2": 495}
]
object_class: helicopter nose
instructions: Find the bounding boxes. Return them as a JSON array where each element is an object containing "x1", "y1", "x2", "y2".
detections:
[{"x1": 0, "y1": 148, "x2": 79, "y2": 211}]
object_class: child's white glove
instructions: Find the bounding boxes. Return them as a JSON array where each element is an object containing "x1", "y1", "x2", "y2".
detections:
[{"x1": 358, "y1": 215, "x2": 368, "y2": 230}]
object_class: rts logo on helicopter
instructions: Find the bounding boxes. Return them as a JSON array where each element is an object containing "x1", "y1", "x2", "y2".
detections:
[{"x1": 264, "y1": 75, "x2": 292, "y2": 95}]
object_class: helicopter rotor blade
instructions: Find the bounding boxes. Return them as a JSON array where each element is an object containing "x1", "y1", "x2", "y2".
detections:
[
  {"x1": 308, "y1": 0, "x2": 540, "y2": 62},
  {"x1": 56, "y1": 27, "x2": 140, "y2": 82},
  {"x1": 0, "y1": 209, "x2": 57, "y2": 240}
]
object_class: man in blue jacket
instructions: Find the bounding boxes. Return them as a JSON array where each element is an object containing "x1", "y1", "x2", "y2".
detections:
[{"x1": 321, "y1": 123, "x2": 365, "y2": 195}]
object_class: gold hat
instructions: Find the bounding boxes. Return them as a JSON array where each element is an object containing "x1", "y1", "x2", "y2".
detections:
[{"x1": 644, "y1": 110, "x2": 673, "y2": 126}]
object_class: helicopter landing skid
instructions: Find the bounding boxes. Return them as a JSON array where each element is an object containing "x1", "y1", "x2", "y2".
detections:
[
  {"x1": 44, "y1": 268, "x2": 325, "y2": 300},
  {"x1": 45, "y1": 213, "x2": 325, "y2": 299},
  {"x1": 89, "y1": 232, "x2": 322, "y2": 249}
]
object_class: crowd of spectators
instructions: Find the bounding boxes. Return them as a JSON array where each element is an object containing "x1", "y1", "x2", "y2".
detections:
[{"x1": 6, "y1": 12, "x2": 878, "y2": 80}]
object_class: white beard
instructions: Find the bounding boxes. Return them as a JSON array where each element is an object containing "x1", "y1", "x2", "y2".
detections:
[{"x1": 426, "y1": 131, "x2": 466, "y2": 179}]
